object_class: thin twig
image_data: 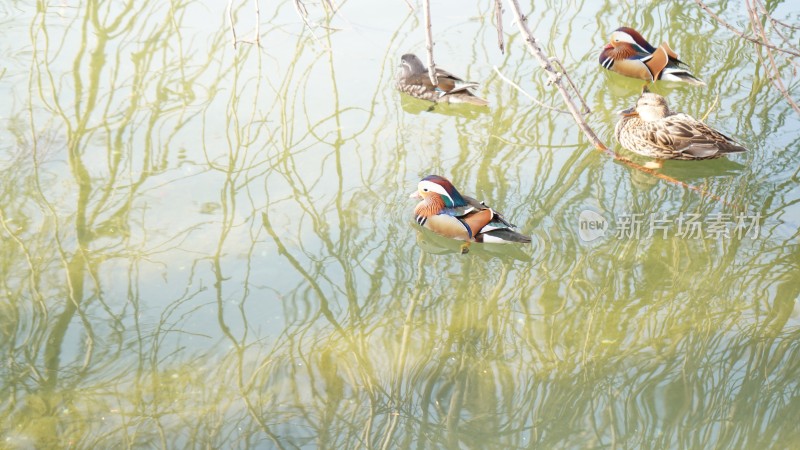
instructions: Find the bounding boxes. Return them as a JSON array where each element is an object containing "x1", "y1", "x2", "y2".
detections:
[
  {"x1": 422, "y1": 0, "x2": 438, "y2": 85},
  {"x1": 549, "y1": 57, "x2": 591, "y2": 115},
  {"x1": 505, "y1": 0, "x2": 731, "y2": 206},
  {"x1": 505, "y1": 0, "x2": 605, "y2": 150},
  {"x1": 701, "y1": 91, "x2": 720, "y2": 122},
  {"x1": 757, "y1": 0, "x2": 800, "y2": 32},
  {"x1": 294, "y1": 0, "x2": 308, "y2": 17},
  {"x1": 228, "y1": 0, "x2": 262, "y2": 49},
  {"x1": 692, "y1": 0, "x2": 800, "y2": 57},
  {"x1": 494, "y1": 0, "x2": 504, "y2": 54},
  {"x1": 698, "y1": 0, "x2": 800, "y2": 114},
  {"x1": 294, "y1": 0, "x2": 322, "y2": 46},
  {"x1": 755, "y1": 0, "x2": 796, "y2": 49},
  {"x1": 254, "y1": 0, "x2": 260, "y2": 46},
  {"x1": 492, "y1": 66, "x2": 568, "y2": 113},
  {"x1": 227, "y1": 0, "x2": 237, "y2": 49},
  {"x1": 746, "y1": 0, "x2": 800, "y2": 114}
]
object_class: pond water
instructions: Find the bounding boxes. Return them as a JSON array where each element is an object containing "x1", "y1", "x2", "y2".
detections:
[{"x1": 1, "y1": 0, "x2": 799, "y2": 448}]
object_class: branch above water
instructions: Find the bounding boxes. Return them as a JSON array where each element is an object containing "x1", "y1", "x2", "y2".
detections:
[{"x1": 504, "y1": 0, "x2": 606, "y2": 151}]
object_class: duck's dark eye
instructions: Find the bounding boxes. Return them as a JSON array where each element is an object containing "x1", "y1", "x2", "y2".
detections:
[{"x1": 423, "y1": 188, "x2": 428, "y2": 192}]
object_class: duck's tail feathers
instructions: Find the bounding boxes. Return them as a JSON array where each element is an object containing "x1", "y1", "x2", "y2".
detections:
[
  {"x1": 660, "y1": 68, "x2": 706, "y2": 86},
  {"x1": 476, "y1": 228, "x2": 532, "y2": 244}
]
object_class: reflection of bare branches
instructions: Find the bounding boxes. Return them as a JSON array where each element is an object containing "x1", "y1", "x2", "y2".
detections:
[
  {"x1": 0, "y1": 0, "x2": 235, "y2": 445},
  {"x1": 693, "y1": 0, "x2": 800, "y2": 57},
  {"x1": 379, "y1": 252, "x2": 430, "y2": 450},
  {"x1": 701, "y1": 91, "x2": 721, "y2": 122},
  {"x1": 3, "y1": 0, "x2": 799, "y2": 448},
  {"x1": 504, "y1": 0, "x2": 604, "y2": 150},
  {"x1": 694, "y1": 0, "x2": 799, "y2": 114},
  {"x1": 746, "y1": 0, "x2": 799, "y2": 114},
  {"x1": 503, "y1": 0, "x2": 728, "y2": 205}
]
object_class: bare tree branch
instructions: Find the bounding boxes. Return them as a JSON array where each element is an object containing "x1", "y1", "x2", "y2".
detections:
[
  {"x1": 693, "y1": 0, "x2": 800, "y2": 114},
  {"x1": 503, "y1": 0, "x2": 732, "y2": 206},
  {"x1": 505, "y1": 0, "x2": 605, "y2": 150},
  {"x1": 745, "y1": 0, "x2": 800, "y2": 114},
  {"x1": 227, "y1": 0, "x2": 237, "y2": 48},
  {"x1": 227, "y1": 0, "x2": 261, "y2": 49},
  {"x1": 494, "y1": 0, "x2": 505, "y2": 55},
  {"x1": 293, "y1": 0, "x2": 323, "y2": 46},
  {"x1": 693, "y1": 0, "x2": 800, "y2": 57},
  {"x1": 549, "y1": 57, "x2": 591, "y2": 115},
  {"x1": 254, "y1": 0, "x2": 261, "y2": 46},
  {"x1": 422, "y1": 0, "x2": 438, "y2": 86},
  {"x1": 492, "y1": 66, "x2": 568, "y2": 113},
  {"x1": 755, "y1": 0, "x2": 798, "y2": 48}
]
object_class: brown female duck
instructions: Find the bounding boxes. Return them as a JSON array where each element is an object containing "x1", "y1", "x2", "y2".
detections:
[
  {"x1": 396, "y1": 54, "x2": 489, "y2": 106},
  {"x1": 615, "y1": 92, "x2": 747, "y2": 160}
]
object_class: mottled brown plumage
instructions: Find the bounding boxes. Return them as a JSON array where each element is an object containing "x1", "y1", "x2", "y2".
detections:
[
  {"x1": 615, "y1": 92, "x2": 747, "y2": 160},
  {"x1": 396, "y1": 54, "x2": 489, "y2": 106}
]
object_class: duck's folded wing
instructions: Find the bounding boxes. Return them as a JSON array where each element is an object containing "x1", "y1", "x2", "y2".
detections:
[
  {"x1": 679, "y1": 143, "x2": 728, "y2": 158},
  {"x1": 679, "y1": 141, "x2": 746, "y2": 157},
  {"x1": 463, "y1": 195, "x2": 516, "y2": 227},
  {"x1": 664, "y1": 115, "x2": 747, "y2": 155},
  {"x1": 434, "y1": 67, "x2": 464, "y2": 82}
]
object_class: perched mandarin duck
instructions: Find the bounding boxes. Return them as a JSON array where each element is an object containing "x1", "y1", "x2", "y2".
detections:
[
  {"x1": 410, "y1": 175, "x2": 530, "y2": 248},
  {"x1": 599, "y1": 27, "x2": 705, "y2": 86},
  {"x1": 615, "y1": 91, "x2": 747, "y2": 160},
  {"x1": 397, "y1": 54, "x2": 489, "y2": 106}
]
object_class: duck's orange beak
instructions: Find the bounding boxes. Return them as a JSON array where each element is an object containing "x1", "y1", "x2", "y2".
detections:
[
  {"x1": 603, "y1": 43, "x2": 614, "y2": 50},
  {"x1": 618, "y1": 106, "x2": 638, "y2": 117},
  {"x1": 409, "y1": 190, "x2": 422, "y2": 199}
]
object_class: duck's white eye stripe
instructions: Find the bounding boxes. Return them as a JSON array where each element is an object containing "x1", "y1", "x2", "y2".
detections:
[
  {"x1": 418, "y1": 180, "x2": 454, "y2": 205},
  {"x1": 612, "y1": 32, "x2": 636, "y2": 45}
]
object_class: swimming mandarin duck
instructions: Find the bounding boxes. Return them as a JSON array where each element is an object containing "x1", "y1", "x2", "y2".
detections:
[
  {"x1": 615, "y1": 91, "x2": 747, "y2": 160},
  {"x1": 599, "y1": 27, "x2": 705, "y2": 86},
  {"x1": 397, "y1": 54, "x2": 489, "y2": 106},
  {"x1": 410, "y1": 175, "x2": 531, "y2": 245}
]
